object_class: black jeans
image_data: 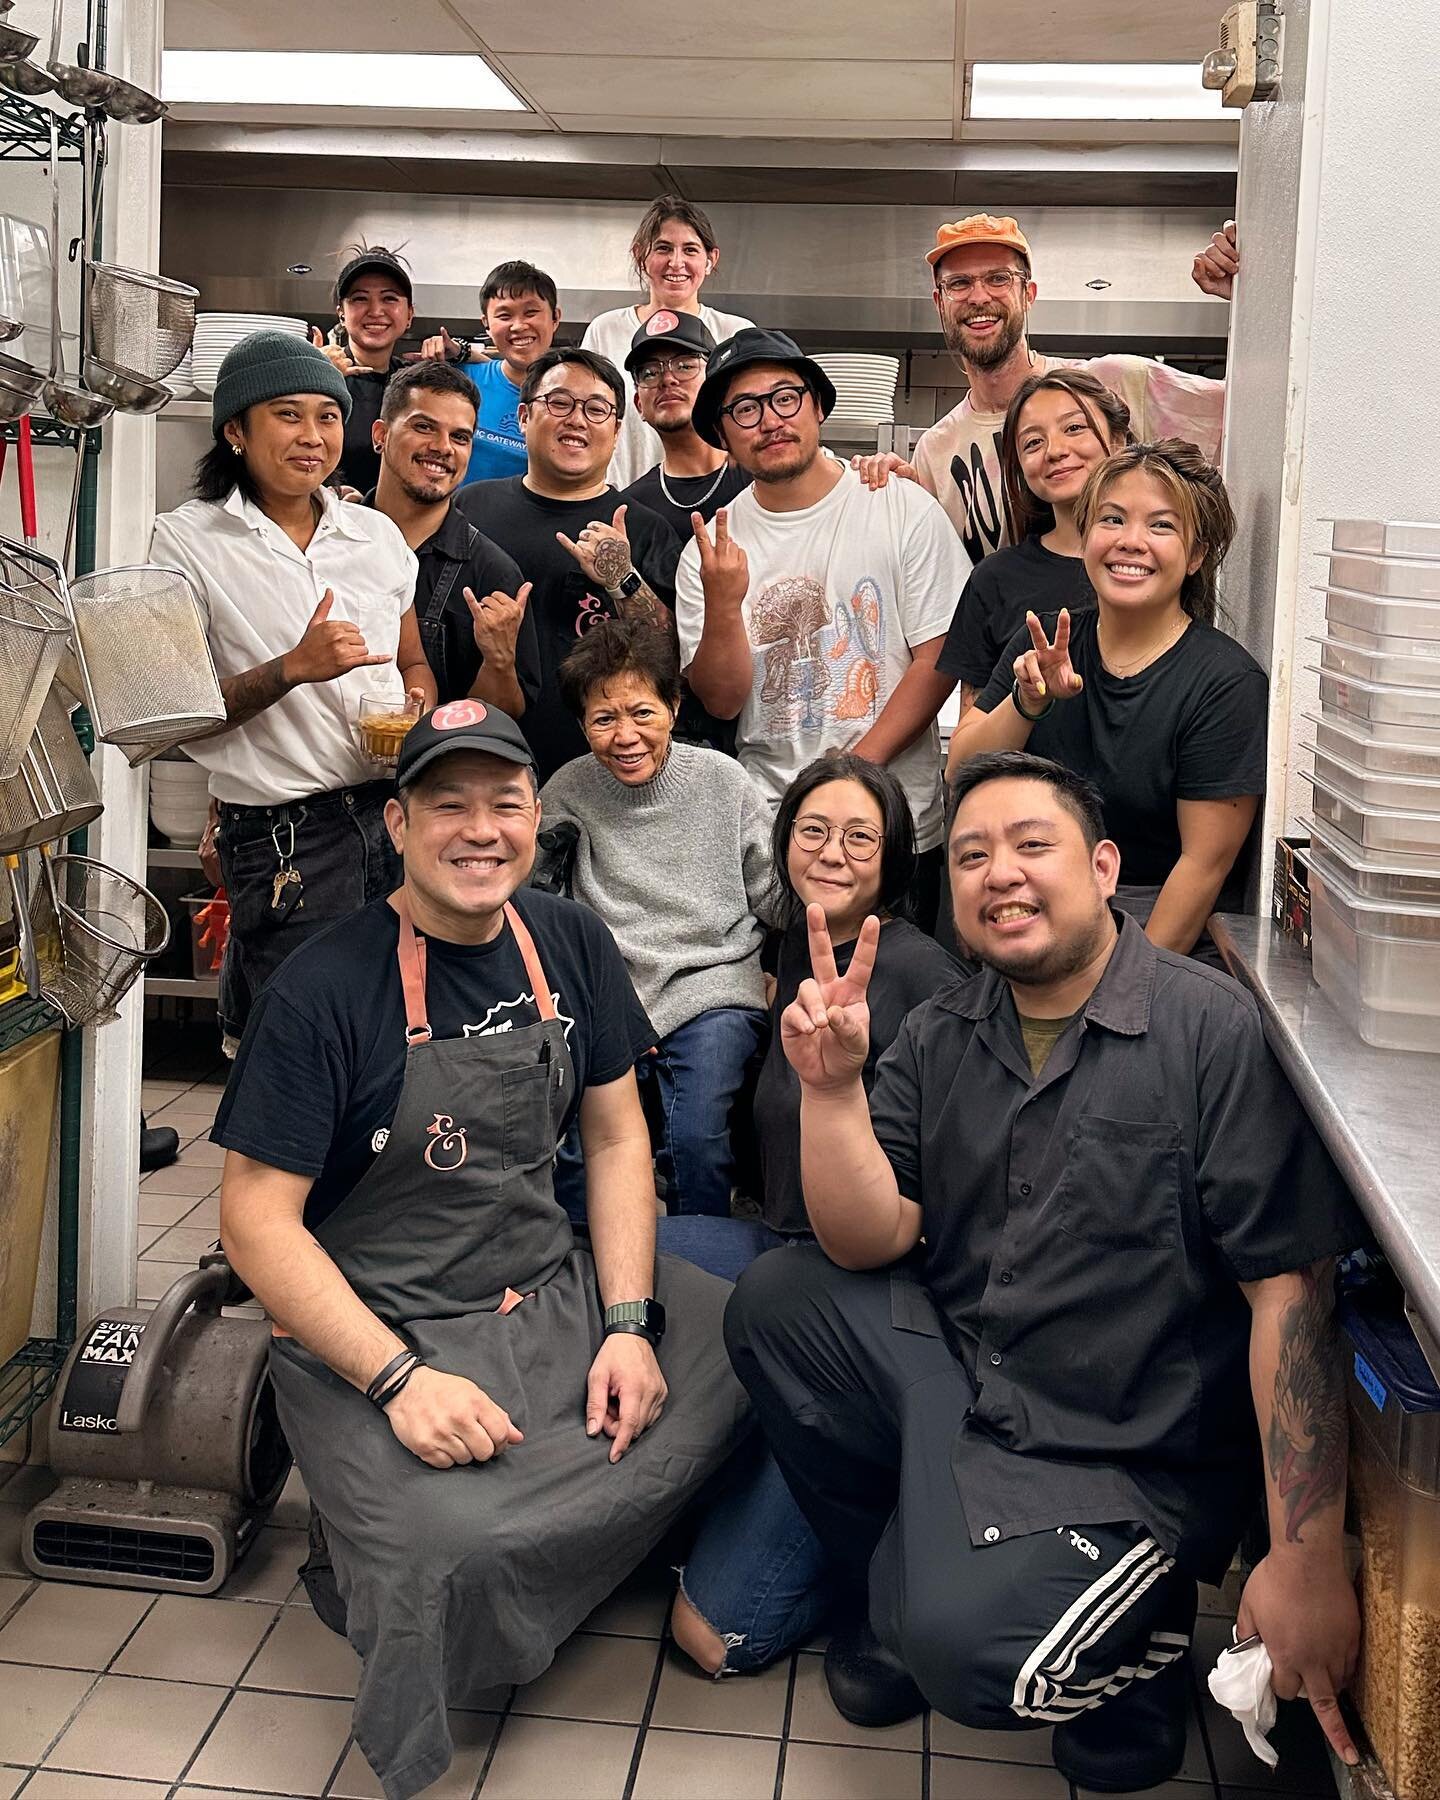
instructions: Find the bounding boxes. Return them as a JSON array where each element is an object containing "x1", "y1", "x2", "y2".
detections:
[
  {"x1": 215, "y1": 780, "x2": 399, "y2": 1044},
  {"x1": 725, "y1": 1245, "x2": 1195, "y2": 1731}
]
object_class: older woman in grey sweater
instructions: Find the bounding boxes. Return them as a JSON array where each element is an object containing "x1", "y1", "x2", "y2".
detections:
[{"x1": 537, "y1": 619, "x2": 772, "y2": 1219}]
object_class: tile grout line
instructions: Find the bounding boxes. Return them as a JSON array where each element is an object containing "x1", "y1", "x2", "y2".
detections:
[
  {"x1": 470, "y1": 1683, "x2": 519, "y2": 1798},
  {"x1": 771, "y1": 1650, "x2": 801, "y2": 1800},
  {"x1": 1185, "y1": 1644, "x2": 1226, "y2": 1797},
  {"x1": 920, "y1": 1696, "x2": 931, "y2": 1800},
  {"x1": 619, "y1": 1630, "x2": 671, "y2": 1800},
  {"x1": 166, "y1": 1589, "x2": 294, "y2": 1793}
]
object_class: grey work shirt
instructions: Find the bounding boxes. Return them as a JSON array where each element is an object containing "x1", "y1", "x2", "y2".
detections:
[{"x1": 867, "y1": 911, "x2": 1368, "y2": 1581}]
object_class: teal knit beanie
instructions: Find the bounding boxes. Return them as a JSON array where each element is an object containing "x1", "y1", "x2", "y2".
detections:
[{"x1": 211, "y1": 330, "x2": 353, "y2": 435}]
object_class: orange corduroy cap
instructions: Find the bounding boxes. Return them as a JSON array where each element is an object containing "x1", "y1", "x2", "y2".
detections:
[{"x1": 925, "y1": 214, "x2": 1033, "y2": 270}]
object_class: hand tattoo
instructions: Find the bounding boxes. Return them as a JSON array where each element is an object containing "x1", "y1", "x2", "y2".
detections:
[
  {"x1": 592, "y1": 536, "x2": 633, "y2": 589},
  {"x1": 1267, "y1": 1264, "x2": 1347, "y2": 1543}
]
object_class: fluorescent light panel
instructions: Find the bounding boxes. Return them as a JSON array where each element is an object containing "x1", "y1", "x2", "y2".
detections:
[
  {"x1": 162, "y1": 49, "x2": 528, "y2": 111},
  {"x1": 969, "y1": 63, "x2": 1225, "y2": 121}
]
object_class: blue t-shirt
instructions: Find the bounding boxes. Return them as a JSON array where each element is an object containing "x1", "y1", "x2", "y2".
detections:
[{"x1": 462, "y1": 358, "x2": 527, "y2": 485}]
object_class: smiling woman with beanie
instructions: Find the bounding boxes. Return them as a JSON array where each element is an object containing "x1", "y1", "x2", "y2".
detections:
[{"x1": 151, "y1": 328, "x2": 435, "y2": 1051}]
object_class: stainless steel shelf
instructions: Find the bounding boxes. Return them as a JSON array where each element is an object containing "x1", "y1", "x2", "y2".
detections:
[
  {"x1": 147, "y1": 847, "x2": 203, "y2": 869},
  {"x1": 147, "y1": 976, "x2": 218, "y2": 1000}
]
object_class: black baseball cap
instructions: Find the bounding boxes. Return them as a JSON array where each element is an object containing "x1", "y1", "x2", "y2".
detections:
[
  {"x1": 692, "y1": 327, "x2": 837, "y2": 449},
  {"x1": 396, "y1": 700, "x2": 535, "y2": 789},
  {"x1": 623, "y1": 309, "x2": 716, "y2": 374},
  {"x1": 334, "y1": 250, "x2": 414, "y2": 307}
]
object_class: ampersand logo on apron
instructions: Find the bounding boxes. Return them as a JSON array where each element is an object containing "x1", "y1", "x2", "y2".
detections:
[{"x1": 423, "y1": 1113, "x2": 469, "y2": 1171}]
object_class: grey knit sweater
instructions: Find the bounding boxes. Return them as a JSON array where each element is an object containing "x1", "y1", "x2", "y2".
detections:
[{"x1": 537, "y1": 741, "x2": 773, "y2": 1039}]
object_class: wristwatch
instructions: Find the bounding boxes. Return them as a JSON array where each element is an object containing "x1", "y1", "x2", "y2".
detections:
[
  {"x1": 605, "y1": 568, "x2": 644, "y2": 602},
  {"x1": 603, "y1": 1298, "x2": 666, "y2": 1346}
]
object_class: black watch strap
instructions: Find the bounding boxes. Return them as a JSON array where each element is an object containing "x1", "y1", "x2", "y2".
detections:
[{"x1": 604, "y1": 1319, "x2": 657, "y2": 1343}]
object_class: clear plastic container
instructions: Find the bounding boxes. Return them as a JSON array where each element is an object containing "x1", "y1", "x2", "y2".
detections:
[
  {"x1": 1309, "y1": 812, "x2": 1440, "y2": 903},
  {"x1": 1308, "y1": 854, "x2": 1440, "y2": 1052},
  {"x1": 1306, "y1": 710, "x2": 1440, "y2": 780},
  {"x1": 1342, "y1": 1289, "x2": 1440, "y2": 1798},
  {"x1": 1331, "y1": 518, "x2": 1440, "y2": 561},
  {"x1": 1327, "y1": 550, "x2": 1440, "y2": 600},
  {"x1": 1311, "y1": 665, "x2": 1440, "y2": 731},
  {"x1": 1303, "y1": 768, "x2": 1440, "y2": 857},
  {"x1": 1308, "y1": 742, "x2": 1440, "y2": 815},
  {"x1": 1321, "y1": 581, "x2": 1440, "y2": 644},
  {"x1": 1315, "y1": 633, "x2": 1440, "y2": 690}
]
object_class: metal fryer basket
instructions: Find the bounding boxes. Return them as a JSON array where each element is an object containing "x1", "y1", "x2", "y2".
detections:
[
  {"x1": 28, "y1": 850, "x2": 169, "y2": 1028},
  {"x1": 0, "y1": 690, "x2": 102, "y2": 855},
  {"x1": 0, "y1": 582, "x2": 71, "y2": 779},
  {"x1": 86, "y1": 263, "x2": 197, "y2": 383},
  {"x1": 61, "y1": 562, "x2": 225, "y2": 762}
]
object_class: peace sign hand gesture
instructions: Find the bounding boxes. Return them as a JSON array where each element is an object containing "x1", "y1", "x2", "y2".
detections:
[
  {"x1": 1012, "y1": 608, "x2": 1084, "y2": 716},
  {"x1": 691, "y1": 508, "x2": 749, "y2": 611},
  {"x1": 780, "y1": 905, "x2": 880, "y2": 1094}
]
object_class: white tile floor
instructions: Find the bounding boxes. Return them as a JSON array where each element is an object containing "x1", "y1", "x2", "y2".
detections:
[{"x1": 0, "y1": 1041, "x2": 1345, "y2": 1799}]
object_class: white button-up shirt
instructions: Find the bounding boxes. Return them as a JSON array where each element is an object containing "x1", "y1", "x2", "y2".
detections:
[{"x1": 151, "y1": 486, "x2": 418, "y2": 805}]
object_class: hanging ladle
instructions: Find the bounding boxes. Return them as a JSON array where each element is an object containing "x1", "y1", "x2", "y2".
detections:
[
  {"x1": 0, "y1": 15, "x2": 39, "y2": 61},
  {"x1": 0, "y1": 56, "x2": 56, "y2": 96},
  {"x1": 41, "y1": 113, "x2": 112, "y2": 432},
  {"x1": 45, "y1": 0, "x2": 115, "y2": 107}
]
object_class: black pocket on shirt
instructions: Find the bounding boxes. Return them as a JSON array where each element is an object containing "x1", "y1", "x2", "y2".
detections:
[
  {"x1": 501, "y1": 1064, "x2": 553, "y2": 1169},
  {"x1": 1055, "y1": 1116, "x2": 1182, "y2": 1250}
]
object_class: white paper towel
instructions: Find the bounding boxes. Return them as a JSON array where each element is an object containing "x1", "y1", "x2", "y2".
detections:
[{"x1": 1206, "y1": 1636, "x2": 1281, "y2": 1767}]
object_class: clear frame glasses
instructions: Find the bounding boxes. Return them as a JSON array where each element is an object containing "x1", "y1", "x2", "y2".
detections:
[
  {"x1": 936, "y1": 269, "x2": 1025, "y2": 299},
  {"x1": 532, "y1": 390, "x2": 618, "y2": 425},
  {"x1": 718, "y1": 383, "x2": 808, "y2": 430},
  {"x1": 791, "y1": 816, "x2": 884, "y2": 862},
  {"x1": 634, "y1": 355, "x2": 705, "y2": 386}
]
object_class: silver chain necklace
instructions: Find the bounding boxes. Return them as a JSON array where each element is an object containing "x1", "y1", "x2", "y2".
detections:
[{"x1": 659, "y1": 461, "x2": 728, "y2": 511}]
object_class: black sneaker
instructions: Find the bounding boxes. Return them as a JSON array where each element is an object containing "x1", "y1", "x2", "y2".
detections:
[
  {"x1": 1051, "y1": 1651, "x2": 1190, "y2": 1792},
  {"x1": 138, "y1": 1114, "x2": 180, "y2": 1172},
  {"x1": 823, "y1": 1619, "x2": 925, "y2": 1729}
]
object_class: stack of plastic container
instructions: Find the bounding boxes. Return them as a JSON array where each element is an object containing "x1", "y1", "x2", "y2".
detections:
[{"x1": 1303, "y1": 519, "x2": 1440, "y2": 1052}]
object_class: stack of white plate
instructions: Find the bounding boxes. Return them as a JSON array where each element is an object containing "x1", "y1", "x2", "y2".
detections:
[
  {"x1": 163, "y1": 351, "x2": 195, "y2": 399},
  {"x1": 191, "y1": 313, "x2": 308, "y2": 396},
  {"x1": 814, "y1": 353, "x2": 900, "y2": 427}
]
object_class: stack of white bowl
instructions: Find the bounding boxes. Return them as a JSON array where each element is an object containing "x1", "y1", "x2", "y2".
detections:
[
  {"x1": 813, "y1": 354, "x2": 899, "y2": 431},
  {"x1": 148, "y1": 753, "x2": 211, "y2": 847},
  {"x1": 190, "y1": 313, "x2": 309, "y2": 396},
  {"x1": 1303, "y1": 518, "x2": 1440, "y2": 1051}
]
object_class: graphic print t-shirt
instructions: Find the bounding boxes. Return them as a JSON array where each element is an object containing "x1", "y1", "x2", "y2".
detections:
[
  {"x1": 461, "y1": 359, "x2": 527, "y2": 486},
  {"x1": 212, "y1": 890, "x2": 654, "y2": 1229},
  {"x1": 675, "y1": 464, "x2": 969, "y2": 850},
  {"x1": 912, "y1": 353, "x2": 1226, "y2": 565},
  {"x1": 454, "y1": 477, "x2": 682, "y2": 779}
]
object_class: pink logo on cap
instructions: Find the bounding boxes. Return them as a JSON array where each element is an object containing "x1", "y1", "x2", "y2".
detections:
[
  {"x1": 646, "y1": 310, "x2": 681, "y2": 336},
  {"x1": 431, "y1": 700, "x2": 489, "y2": 730}
]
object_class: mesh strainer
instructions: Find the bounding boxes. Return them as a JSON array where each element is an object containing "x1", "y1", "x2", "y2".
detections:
[
  {"x1": 0, "y1": 690, "x2": 102, "y2": 855},
  {"x1": 58, "y1": 562, "x2": 226, "y2": 763},
  {"x1": 86, "y1": 263, "x2": 197, "y2": 383},
  {"x1": 28, "y1": 849, "x2": 169, "y2": 1028},
  {"x1": 0, "y1": 582, "x2": 71, "y2": 779}
]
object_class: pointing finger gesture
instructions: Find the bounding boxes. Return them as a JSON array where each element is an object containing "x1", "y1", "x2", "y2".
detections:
[{"x1": 1012, "y1": 607, "x2": 1083, "y2": 717}]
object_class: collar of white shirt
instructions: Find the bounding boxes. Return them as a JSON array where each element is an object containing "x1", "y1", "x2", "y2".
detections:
[{"x1": 220, "y1": 483, "x2": 372, "y2": 547}]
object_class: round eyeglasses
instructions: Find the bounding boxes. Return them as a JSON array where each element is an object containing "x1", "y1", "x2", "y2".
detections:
[
  {"x1": 635, "y1": 355, "x2": 705, "y2": 386},
  {"x1": 532, "y1": 390, "x2": 618, "y2": 425},
  {"x1": 791, "y1": 817, "x2": 884, "y2": 861},
  {"x1": 718, "y1": 383, "x2": 808, "y2": 431}
]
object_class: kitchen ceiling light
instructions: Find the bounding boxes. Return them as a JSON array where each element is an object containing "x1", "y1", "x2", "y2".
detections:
[
  {"x1": 969, "y1": 64, "x2": 1227, "y2": 121},
  {"x1": 162, "y1": 50, "x2": 528, "y2": 112}
]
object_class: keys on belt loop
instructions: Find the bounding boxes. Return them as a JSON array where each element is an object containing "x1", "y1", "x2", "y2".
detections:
[{"x1": 269, "y1": 817, "x2": 304, "y2": 920}]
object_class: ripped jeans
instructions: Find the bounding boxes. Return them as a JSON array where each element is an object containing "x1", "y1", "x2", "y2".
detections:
[{"x1": 658, "y1": 1215, "x2": 835, "y2": 1674}]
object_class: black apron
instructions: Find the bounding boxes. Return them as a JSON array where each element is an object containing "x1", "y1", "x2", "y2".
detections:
[{"x1": 268, "y1": 896, "x2": 750, "y2": 1800}]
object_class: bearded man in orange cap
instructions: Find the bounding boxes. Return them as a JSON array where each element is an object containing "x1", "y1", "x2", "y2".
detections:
[{"x1": 857, "y1": 213, "x2": 1234, "y2": 565}]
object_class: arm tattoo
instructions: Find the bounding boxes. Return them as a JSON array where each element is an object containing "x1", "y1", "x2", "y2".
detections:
[
  {"x1": 219, "y1": 656, "x2": 293, "y2": 729},
  {"x1": 616, "y1": 578, "x2": 667, "y2": 628},
  {"x1": 1267, "y1": 1265, "x2": 1347, "y2": 1543}
]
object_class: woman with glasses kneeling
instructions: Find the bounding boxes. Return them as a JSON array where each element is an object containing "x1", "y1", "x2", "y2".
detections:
[
  {"x1": 669, "y1": 754, "x2": 958, "y2": 1680},
  {"x1": 535, "y1": 619, "x2": 772, "y2": 1223}
]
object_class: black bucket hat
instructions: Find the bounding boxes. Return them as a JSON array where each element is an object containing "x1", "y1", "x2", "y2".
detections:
[{"x1": 692, "y1": 327, "x2": 837, "y2": 449}]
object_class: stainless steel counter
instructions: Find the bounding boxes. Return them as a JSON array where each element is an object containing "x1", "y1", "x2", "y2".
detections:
[{"x1": 1211, "y1": 914, "x2": 1440, "y2": 1345}]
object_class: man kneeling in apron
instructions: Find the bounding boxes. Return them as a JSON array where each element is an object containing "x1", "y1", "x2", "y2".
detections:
[{"x1": 213, "y1": 698, "x2": 751, "y2": 1800}]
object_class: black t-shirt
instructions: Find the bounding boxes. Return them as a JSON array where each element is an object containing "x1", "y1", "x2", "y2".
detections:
[
  {"x1": 937, "y1": 533, "x2": 1096, "y2": 690},
  {"x1": 453, "y1": 477, "x2": 682, "y2": 780},
  {"x1": 619, "y1": 463, "x2": 753, "y2": 542},
  {"x1": 752, "y1": 915, "x2": 959, "y2": 1233},
  {"x1": 337, "y1": 368, "x2": 392, "y2": 493},
  {"x1": 213, "y1": 890, "x2": 654, "y2": 1229},
  {"x1": 363, "y1": 496, "x2": 543, "y2": 709},
  {"x1": 977, "y1": 609, "x2": 1269, "y2": 895}
]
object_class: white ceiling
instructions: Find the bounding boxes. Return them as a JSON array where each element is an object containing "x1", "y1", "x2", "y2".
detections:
[{"x1": 160, "y1": 0, "x2": 1235, "y2": 140}]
